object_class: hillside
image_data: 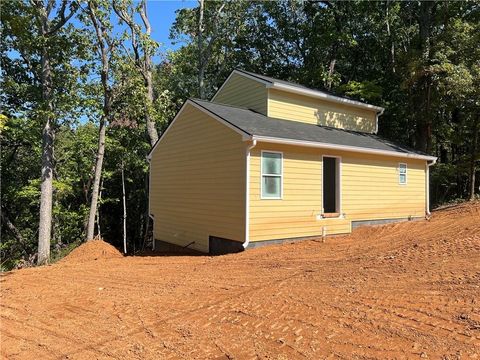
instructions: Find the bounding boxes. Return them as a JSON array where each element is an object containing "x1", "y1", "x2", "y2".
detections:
[{"x1": 1, "y1": 202, "x2": 479, "y2": 359}]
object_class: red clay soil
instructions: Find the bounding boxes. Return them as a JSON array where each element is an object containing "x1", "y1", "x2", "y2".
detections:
[
  {"x1": 60, "y1": 239, "x2": 123, "y2": 264},
  {"x1": 1, "y1": 202, "x2": 479, "y2": 359}
]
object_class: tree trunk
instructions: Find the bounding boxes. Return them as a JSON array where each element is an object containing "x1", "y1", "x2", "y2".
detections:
[
  {"x1": 386, "y1": 1, "x2": 395, "y2": 73},
  {"x1": 327, "y1": 59, "x2": 336, "y2": 91},
  {"x1": 96, "y1": 177, "x2": 103, "y2": 237},
  {"x1": 86, "y1": 2, "x2": 111, "y2": 241},
  {"x1": 86, "y1": 119, "x2": 106, "y2": 240},
  {"x1": 469, "y1": 116, "x2": 479, "y2": 200},
  {"x1": 36, "y1": 6, "x2": 54, "y2": 265},
  {"x1": 121, "y1": 160, "x2": 127, "y2": 254},
  {"x1": 1, "y1": 208, "x2": 27, "y2": 253},
  {"x1": 197, "y1": 0, "x2": 205, "y2": 99},
  {"x1": 140, "y1": 0, "x2": 159, "y2": 147},
  {"x1": 415, "y1": 1, "x2": 435, "y2": 154}
]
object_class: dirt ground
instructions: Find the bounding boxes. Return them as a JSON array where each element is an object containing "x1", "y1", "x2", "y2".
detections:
[{"x1": 1, "y1": 202, "x2": 480, "y2": 359}]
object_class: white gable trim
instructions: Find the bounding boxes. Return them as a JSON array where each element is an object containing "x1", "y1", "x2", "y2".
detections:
[
  {"x1": 251, "y1": 135, "x2": 437, "y2": 162},
  {"x1": 147, "y1": 100, "x2": 250, "y2": 160}
]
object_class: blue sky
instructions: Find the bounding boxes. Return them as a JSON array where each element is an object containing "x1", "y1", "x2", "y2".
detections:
[{"x1": 140, "y1": 1, "x2": 196, "y2": 51}]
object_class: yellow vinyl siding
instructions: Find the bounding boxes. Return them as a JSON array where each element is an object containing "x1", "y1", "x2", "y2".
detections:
[
  {"x1": 268, "y1": 89, "x2": 377, "y2": 133},
  {"x1": 249, "y1": 143, "x2": 426, "y2": 242},
  {"x1": 150, "y1": 104, "x2": 246, "y2": 252},
  {"x1": 213, "y1": 73, "x2": 268, "y2": 115}
]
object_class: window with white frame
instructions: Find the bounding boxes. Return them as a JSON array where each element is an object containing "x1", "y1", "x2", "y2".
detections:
[
  {"x1": 261, "y1": 151, "x2": 282, "y2": 198},
  {"x1": 399, "y1": 163, "x2": 407, "y2": 184}
]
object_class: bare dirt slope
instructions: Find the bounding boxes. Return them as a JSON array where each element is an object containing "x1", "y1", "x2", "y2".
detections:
[{"x1": 1, "y1": 202, "x2": 480, "y2": 359}]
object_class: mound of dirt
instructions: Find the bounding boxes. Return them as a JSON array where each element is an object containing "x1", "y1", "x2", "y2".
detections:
[{"x1": 61, "y1": 240, "x2": 123, "y2": 263}]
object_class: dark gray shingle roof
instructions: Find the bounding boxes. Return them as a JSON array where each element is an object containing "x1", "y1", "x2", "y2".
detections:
[{"x1": 191, "y1": 99, "x2": 430, "y2": 158}]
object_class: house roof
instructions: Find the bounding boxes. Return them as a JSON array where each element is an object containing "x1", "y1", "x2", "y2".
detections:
[
  {"x1": 190, "y1": 99, "x2": 435, "y2": 161},
  {"x1": 213, "y1": 69, "x2": 384, "y2": 113}
]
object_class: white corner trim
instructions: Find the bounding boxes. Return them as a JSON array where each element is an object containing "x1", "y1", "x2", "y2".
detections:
[
  {"x1": 271, "y1": 82, "x2": 385, "y2": 113},
  {"x1": 147, "y1": 100, "x2": 250, "y2": 160},
  {"x1": 243, "y1": 139, "x2": 257, "y2": 249},
  {"x1": 251, "y1": 135, "x2": 438, "y2": 162},
  {"x1": 425, "y1": 158, "x2": 437, "y2": 216}
]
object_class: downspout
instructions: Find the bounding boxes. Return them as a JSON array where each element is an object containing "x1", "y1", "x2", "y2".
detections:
[
  {"x1": 425, "y1": 158, "x2": 437, "y2": 217},
  {"x1": 146, "y1": 155, "x2": 155, "y2": 250},
  {"x1": 374, "y1": 108, "x2": 385, "y2": 135},
  {"x1": 243, "y1": 139, "x2": 257, "y2": 249}
]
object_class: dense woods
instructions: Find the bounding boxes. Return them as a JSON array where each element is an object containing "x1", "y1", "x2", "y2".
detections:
[{"x1": 1, "y1": 0, "x2": 479, "y2": 269}]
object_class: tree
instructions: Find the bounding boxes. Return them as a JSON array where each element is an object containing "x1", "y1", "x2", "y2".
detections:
[
  {"x1": 84, "y1": 0, "x2": 117, "y2": 241},
  {"x1": 113, "y1": 0, "x2": 160, "y2": 146}
]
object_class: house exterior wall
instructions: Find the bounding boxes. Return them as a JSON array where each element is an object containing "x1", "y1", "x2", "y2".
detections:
[
  {"x1": 267, "y1": 89, "x2": 377, "y2": 133},
  {"x1": 149, "y1": 104, "x2": 246, "y2": 252},
  {"x1": 249, "y1": 142, "x2": 426, "y2": 242},
  {"x1": 213, "y1": 73, "x2": 268, "y2": 115}
]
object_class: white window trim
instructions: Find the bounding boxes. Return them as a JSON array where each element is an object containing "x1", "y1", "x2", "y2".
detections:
[
  {"x1": 398, "y1": 163, "x2": 407, "y2": 185},
  {"x1": 260, "y1": 150, "x2": 283, "y2": 200},
  {"x1": 321, "y1": 155, "x2": 342, "y2": 216}
]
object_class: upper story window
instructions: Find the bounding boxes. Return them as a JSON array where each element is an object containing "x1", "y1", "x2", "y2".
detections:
[
  {"x1": 261, "y1": 151, "x2": 283, "y2": 199},
  {"x1": 399, "y1": 163, "x2": 407, "y2": 185}
]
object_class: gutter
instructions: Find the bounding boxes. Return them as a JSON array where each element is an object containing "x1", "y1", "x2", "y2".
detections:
[
  {"x1": 243, "y1": 139, "x2": 257, "y2": 249},
  {"x1": 250, "y1": 135, "x2": 437, "y2": 162},
  {"x1": 146, "y1": 155, "x2": 155, "y2": 250},
  {"x1": 270, "y1": 82, "x2": 385, "y2": 113},
  {"x1": 374, "y1": 108, "x2": 385, "y2": 134},
  {"x1": 426, "y1": 158, "x2": 438, "y2": 216}
]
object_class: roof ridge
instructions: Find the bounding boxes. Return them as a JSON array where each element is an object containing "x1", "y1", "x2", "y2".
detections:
[{"x1": 233, "y1": 69, "x2": 383, "y2": 111}]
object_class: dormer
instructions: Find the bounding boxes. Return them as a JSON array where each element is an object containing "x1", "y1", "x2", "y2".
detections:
[{"x1": 212, "y1": 69, "x2": 384, "y2": 134}]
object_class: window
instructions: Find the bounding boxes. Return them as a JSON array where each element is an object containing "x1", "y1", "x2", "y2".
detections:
[
  {"x1": 261, "y1": 151, "x2": 282, "y2": 198},
  {"x1": 399, "y1": 163, "x2": 407, "y2": 184}
]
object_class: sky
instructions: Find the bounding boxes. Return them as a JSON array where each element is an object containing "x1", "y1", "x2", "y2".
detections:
[{"x1": 139, "y1": 1, "x2": 196, "y2": 52}]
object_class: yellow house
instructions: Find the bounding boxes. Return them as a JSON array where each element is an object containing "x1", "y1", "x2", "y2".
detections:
[{"x1": 148, "y1": 70, "x2": 437, "y2": 254}]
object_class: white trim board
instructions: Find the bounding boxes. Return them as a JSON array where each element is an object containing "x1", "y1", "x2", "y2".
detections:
[{"x1": 251, "y1": 136, "x2": 437, "y2": 162}]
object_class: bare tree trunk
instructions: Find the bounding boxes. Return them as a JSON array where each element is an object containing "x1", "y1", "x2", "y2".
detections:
[
  {"x1": 38, "y1": 117, "x2": 54, "y2": 263},
  {"x1": 140, "y1": 1, "x2": 159, "y2": 147},
  {"x1": 470, "y1": 116, "x2": 479, "y2": 200},
  {"x1": 327, "y1": 59, "x2": 336, "y2": 91},
  {"x1": 31, "y1": 0, "x2": 77, "y2": 264},
  {"x1": 415, "y1": 1, "x2": 435, "y2": 154},
  {"x1": 197, "y1": 0, "x2": 205, "y2": 99},
  {"x1": 96, "y1": 177, "x2": 103, "y2": 237},
  {"x1": 86, "y1": 118, "x2": 106, "y2": 240},
  {"x1": 86, "y1": 2, "x2": 112, "y2": 241},
  {"x1": 386, "y1": 1, "x2": 395, "y2": 73},
  {"x1": 121, "y1": 160, "x2": 127, "y2": 254},
  {"x1": 1, "y1": 209, "x2": 27, "y2": 253},
  {"x1": 36, "y1": 3, "x2": 54, "y2": 265}
]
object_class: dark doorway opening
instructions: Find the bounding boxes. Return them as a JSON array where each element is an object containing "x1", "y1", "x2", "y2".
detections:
[{"x1": 323, "y1": 157, "x2": 338, "y2": 214}]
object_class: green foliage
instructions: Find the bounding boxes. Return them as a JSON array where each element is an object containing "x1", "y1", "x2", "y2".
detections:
[{"x1": 2, "y1": 0, "x2": 479, "y2": 269}]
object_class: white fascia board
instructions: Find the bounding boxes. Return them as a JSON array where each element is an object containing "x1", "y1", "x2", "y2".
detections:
[
  {"x1": 250, "y1": 135, "x2": 437, "y2": 162},
  {"x1": 211, "y1": 70, "x2": 271, "y2": 102},
  {"x1": 147, "y1": 100, "x2": 250, "y2": 160},
  {"x1": 271, "y1": 82, "x2": 385, "y2": 113}
]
